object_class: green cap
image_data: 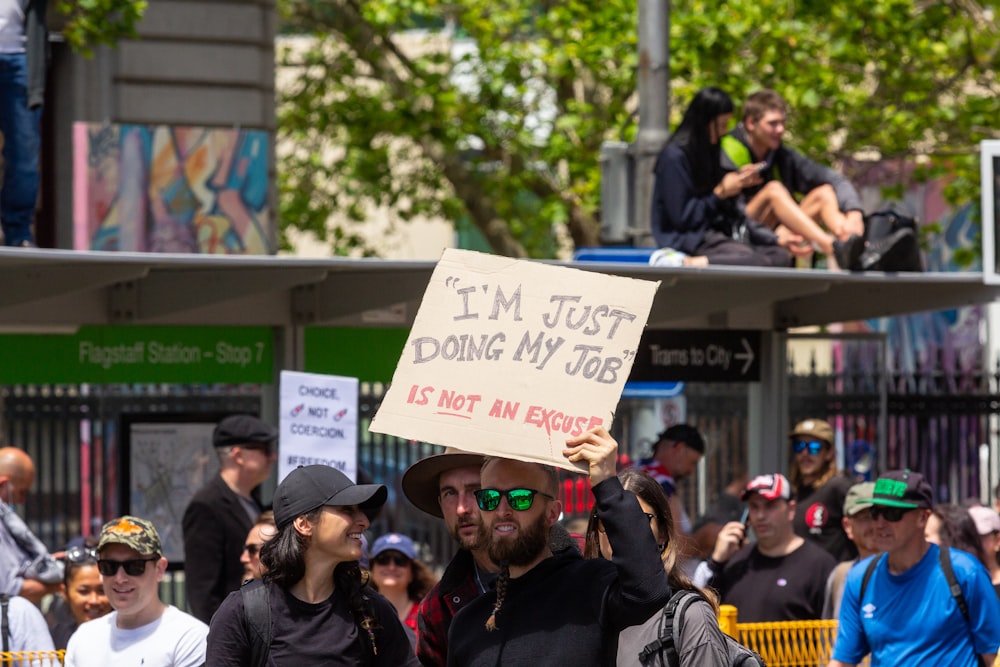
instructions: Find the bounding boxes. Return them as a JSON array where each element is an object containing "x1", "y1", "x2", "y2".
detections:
[{"x1": 97, "y1": 515, "x2": 162, "y2": 557}]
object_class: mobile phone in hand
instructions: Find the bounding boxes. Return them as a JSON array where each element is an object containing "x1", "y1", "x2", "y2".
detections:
[
  {"x1": 740, "y1": 507, "x2": 749, "y2": 527},
  {"x1": 755, "y1": 162, "x2": 769, "y2": 175}
]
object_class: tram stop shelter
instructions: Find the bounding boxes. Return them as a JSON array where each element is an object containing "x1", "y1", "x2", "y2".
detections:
[{"x1": 0, "y1": 246, "x2": 998, "y2": 477}]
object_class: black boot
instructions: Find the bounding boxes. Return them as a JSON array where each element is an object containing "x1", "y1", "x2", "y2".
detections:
[{"x1": 833, "y1": 233, "x2": 864, "y2": 271}]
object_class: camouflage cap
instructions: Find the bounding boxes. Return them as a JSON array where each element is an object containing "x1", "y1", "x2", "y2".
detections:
[{"x1": 97, "y1": 515, "x2": 162, "y2": 557}]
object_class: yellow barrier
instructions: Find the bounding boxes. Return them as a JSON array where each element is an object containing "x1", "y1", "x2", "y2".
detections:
[
  {"x1": 719, "y1": 605, "x2": 869, "y2": 667},
  {"x1": 0, "y1": 652, "x2": 64, "y2": 667}
]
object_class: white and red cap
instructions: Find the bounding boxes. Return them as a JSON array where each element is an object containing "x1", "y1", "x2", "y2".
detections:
[{"x1": 740, "y1": 473, "x2": 792, "y2": 501}]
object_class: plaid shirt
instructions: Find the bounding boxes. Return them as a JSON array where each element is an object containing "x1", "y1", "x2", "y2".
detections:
[{"x1": 416, "y1": 549, "x2": 483, "y2": 666}]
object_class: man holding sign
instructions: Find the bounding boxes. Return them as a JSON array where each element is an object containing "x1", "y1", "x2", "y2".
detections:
[{"x1": 446, "y1": 427, "x2": 671, "y2": 666}]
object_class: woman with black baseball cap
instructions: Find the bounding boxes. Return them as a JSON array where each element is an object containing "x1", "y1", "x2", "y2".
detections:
[{"x1": 206, "y1": 465, "x2": 418, "y2": 666}]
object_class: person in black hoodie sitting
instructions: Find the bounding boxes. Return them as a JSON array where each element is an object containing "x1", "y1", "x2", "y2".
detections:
[
  {"x1": 446, "y1": 426, "x2": 671, "y2": 666},
  {"x1": 651, "y1": 86, "x2": 798, "y2": 267}
]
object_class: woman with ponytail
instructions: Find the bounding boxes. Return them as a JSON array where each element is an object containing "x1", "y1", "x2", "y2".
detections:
[
  {"x1": 585, "y1": 469, "x2": 730, "y2": 665},
  {"x1": 206, "y1": 465, "x2": 418, "y2": 666}
]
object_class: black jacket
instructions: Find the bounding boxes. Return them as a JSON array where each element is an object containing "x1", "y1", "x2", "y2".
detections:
[
  {"x1": 650, "y1": 142, "x2": 777, "y2": 254},
  {"x1": 721, "y1": 124, "x2": 864, "y2": 214},
  {"x1": 446, "y1": 477, "x2": 671, "y2": 667},
  {"x1": 183, "y1": 475, "x2": 261, "y2": 623}
]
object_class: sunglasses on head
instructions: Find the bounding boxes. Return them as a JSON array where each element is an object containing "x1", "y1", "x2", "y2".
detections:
[
  {"x1": 65, "y1": 546, "x2": 98, "y2": 564},
  {"x1": 96, "y1": 557, "x2": 158, "y2": 576},
  {"x1": 474, "y1": 488, "x2": 555, "y2": 512},
  {"x1": 870, "y1": 506, "x2": 912, "y2": 522},
  {"x1": 792, "y1": 440, "x2": 825, "y2": 456},
  {"x1": 243, "y1": 543, "x2": 263, "y2": 557},
  {"x1": 373, "y1": 553, "x2": 411, "y2": 567}
]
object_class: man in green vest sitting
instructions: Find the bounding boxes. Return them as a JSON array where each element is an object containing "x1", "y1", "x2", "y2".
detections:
[{"x1": 721, "y1": 89, "x2": 902, "y2": 270}]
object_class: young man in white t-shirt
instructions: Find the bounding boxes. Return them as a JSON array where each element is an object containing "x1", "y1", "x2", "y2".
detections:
[{"x1": 64, "y1": 515, "x2": 208, "y2": 667}]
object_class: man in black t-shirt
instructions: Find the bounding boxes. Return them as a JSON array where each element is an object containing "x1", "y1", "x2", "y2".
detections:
[{"x1": 704, "y1": 473, "x2": 836, "y2": 622}]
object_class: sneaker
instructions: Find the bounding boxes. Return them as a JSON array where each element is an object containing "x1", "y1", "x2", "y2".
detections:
[
  {"x1": 832, "y1": 233, "x2": 864, "y2": 271},
  {"x1": 12, "y1": 239, "x2": 37, "y2": 248},
  {"x1": 649, "y1": 247, "x2": 689, "y2": 267},
  {"x1": 859, "y1": 227, "x2": 920, "y2": 272}
]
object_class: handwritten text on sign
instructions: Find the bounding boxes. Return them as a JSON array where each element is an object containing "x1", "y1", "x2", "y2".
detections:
[
  {"x1": 369, "y1": 249, "x2": 659, "y2": 472},
  {"x1": 409, "y1": 281, "x2": 639, "y2": 384}
]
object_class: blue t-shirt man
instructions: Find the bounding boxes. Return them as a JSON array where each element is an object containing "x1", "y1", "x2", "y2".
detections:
[
  {"x1": 833, "y1": 544, "x2": 1000, "y2": 666},
  {"x1": 830, "y1": 468, "x2": 1000, "y2": 667}
]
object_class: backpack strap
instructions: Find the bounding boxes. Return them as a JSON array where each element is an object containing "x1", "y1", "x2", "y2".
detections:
[
  {"x1": 241, "y1": 579, "x2": 271, "y2": 667},
  {"x1": 858, "y1": 553, "x2": 882, "y2": 603},
  {"x1": 638, "y1": 589, "x2": 699, "y2": 667},
  {"x1": 1, "y1": 594, "x2": 9, "y2": 654},
  {"x1": 938, "y1": 545, "x2": 970, "y2": 623},
  {"x1": 938, "y1": 546, "x2": 990, "y2": 667}
]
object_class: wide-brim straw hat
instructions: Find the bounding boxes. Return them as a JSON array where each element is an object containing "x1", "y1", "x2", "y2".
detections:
[{"x1": 401, "y1": 448, "x2": 487, "y2": 518}]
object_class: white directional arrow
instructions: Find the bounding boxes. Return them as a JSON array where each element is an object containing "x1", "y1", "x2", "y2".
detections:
[{"x1": 735, "y1": 337, "x2": 755, "y2": 375}]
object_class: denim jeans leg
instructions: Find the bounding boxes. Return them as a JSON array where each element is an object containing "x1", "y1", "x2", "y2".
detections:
[{"x1": 0, "y1": 51, "x2": 42, "y2": 246}]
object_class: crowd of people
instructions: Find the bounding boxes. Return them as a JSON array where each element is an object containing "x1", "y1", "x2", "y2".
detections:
[{"x1": 5, "y1": 415, "x2": 1000, "y2": 665}]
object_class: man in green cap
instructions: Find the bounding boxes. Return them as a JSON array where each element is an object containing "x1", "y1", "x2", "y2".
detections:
[
  {"x1": 64, "y1": 515, "x2": 208, "y2": 667},
  {"x1": 829, "y1": 470, "x2": 1000, "y2": 667}
]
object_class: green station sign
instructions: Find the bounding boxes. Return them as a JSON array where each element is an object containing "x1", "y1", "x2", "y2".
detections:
[
  {"x1": 304, "y1": 327, "x2": 409, "y2": 382},
  {"x1": 0, "y1": 326, "x2": 273, "y2": 383}
]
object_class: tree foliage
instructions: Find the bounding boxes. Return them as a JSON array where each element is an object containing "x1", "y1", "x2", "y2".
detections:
[
  {"x1": 278, "y1": 0, "x2": 1000, "y2": 258},
  {"x1": 56, "y1": 0, "x2": 148, "y2": 57}
]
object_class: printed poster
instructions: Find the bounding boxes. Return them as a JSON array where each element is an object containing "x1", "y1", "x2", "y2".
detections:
[{"x1": 279, "y1": 370, "x2": 359, "y2": 482}]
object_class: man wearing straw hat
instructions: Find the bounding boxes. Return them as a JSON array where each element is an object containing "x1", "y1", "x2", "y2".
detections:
[{"x1": 401, "y1": 447, "x2": 495, "y2": 666}]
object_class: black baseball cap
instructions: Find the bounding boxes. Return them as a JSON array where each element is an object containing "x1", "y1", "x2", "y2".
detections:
[
  {"x1": 273, "y1": 465, "x2": 387, "y2": 527},
  {"x1": 213, "y1": 414, "x2": 278, "y2": 448},
  {"x1": 870, "y1": 469, "x2": 933, "y2": 510},
  {"x1": 655, "y1": 424, "x2": 705, "y2": 454}
]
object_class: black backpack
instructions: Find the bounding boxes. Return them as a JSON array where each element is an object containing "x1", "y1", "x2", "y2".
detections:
[
  {"x1": 862, "y1": 209, "x2": 924, "y2": 272},
  {"x1": 638, "y1": 589, "x2": 766, "y2": 667}
]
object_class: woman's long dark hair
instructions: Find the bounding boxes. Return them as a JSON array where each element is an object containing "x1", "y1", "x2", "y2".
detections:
[
  {"x1": 260, "y1": 509, "x2": 382, "y2": 656},
  {"x1": 932, "y1": 503, "x2": 988, "y2": 566},
  {"x1": 583, "y1": 468, "x2": 719, "y2": 612},
  {"x1": 666, "y1": 86, "x2": 735, "y2": 195}
]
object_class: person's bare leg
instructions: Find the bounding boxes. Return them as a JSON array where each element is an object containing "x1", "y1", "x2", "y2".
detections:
[
  {"x1": 746, "y1": 181, "x2": 835, "y2": 255},
  {"x1": 799, "y1": 185, "x2": 863, "y2": 240}
]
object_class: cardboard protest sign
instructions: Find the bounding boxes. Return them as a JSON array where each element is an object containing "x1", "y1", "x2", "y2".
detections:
[{"x1": 369, "y1": 249, "x2": 659, "y2": 473}]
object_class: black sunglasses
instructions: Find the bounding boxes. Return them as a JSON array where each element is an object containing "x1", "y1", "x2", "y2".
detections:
[
  {"x1": 474, "y1": 488, "x2": 555, "y2": 512},
  {"x1": 97, "y1": 557, "x2": 158, "y2": 576},
  {"x1": 65, "y1": 546, "x2": 98, "y2": 564},
  {"x1": 792, "y1": 440, "x2": 825, "y2": 456},
  {"x1": 243, "y1": 543, "x2": 263, "y2": 557},
  {"x1": 870, "y1": 506, "x2": 912, "y2": 522},
  {"x1": 373, "y1": 553, "x2": 411, "y2": 567}
]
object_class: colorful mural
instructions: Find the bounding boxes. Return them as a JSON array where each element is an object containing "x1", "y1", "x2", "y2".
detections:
[{"x1": 73, "y1": 123, "x2": 272, "y2": 254}]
